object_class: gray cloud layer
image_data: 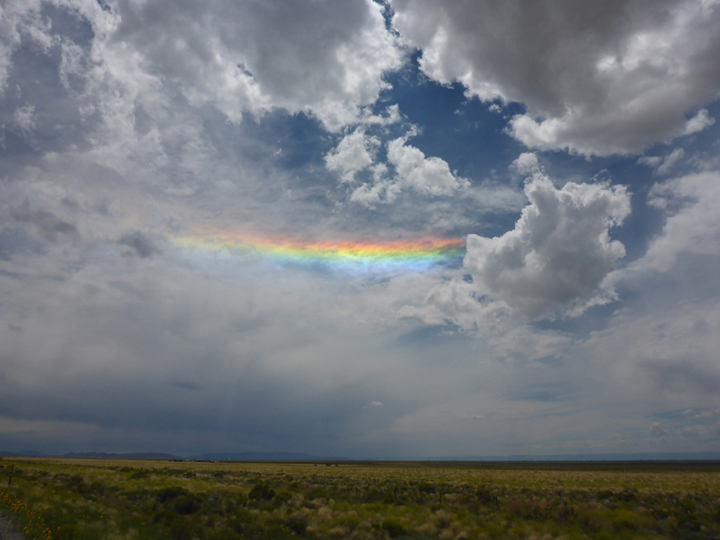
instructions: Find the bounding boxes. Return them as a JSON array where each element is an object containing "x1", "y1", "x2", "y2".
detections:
[{"x1": 391, "y1": 0, "x2": 720, "y2": 155}]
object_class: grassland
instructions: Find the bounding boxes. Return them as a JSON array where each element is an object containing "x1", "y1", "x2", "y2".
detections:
[{"x1": 0, "y1": 458, "x2": 719, "y2": 540}]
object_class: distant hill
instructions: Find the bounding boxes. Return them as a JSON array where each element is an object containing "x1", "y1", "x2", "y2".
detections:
[
  {"x1": 61, "y1": 452, "x2": 181, "y2": 460},
  {"x1": 189, "y1": 452, "x2": 349, "y2": 461},
  {"x1": 0, "y1": 450, "x2": 347, "y2": 461},
  {"x1": 2, "y1": 449, "x2": 718, "y2": 462},
  {"x1": 0, "y1": 450, "x2": 47, "y2": 457},
  {"x1": 427, "y1": 452, "x2": 720, "y2": 461}
]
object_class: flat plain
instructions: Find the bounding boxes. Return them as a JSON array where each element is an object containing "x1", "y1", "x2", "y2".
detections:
[{"x1": 0, "y1": 458, "x2": 719, "y2": 540}]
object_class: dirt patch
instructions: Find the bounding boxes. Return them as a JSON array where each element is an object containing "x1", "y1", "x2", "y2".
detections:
[{"x1": 0, "y1": 514, "x2": 26, "y2": 540}]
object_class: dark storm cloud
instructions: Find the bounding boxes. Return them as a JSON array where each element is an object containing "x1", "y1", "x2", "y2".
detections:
[
  {"x1": 391, "y1": 0, "x2": 720, "y2": 155},
  {"x1": 118, "y1": 230, "x2": 160, "y2": 258},
  {"x1": 0, "y1": 5, "x2": 98, "y2": 172}
]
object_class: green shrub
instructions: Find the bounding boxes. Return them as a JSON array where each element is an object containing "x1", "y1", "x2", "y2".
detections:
[
  {"x1": 174, "y1": 493, "x2": 202, "y2": 515},
  {"x1": 382, "y1": 518, "x2": 407, "y2": 538},
  {"x1": 207, "y1": 528, "x2": 244, "y2": 540},
  {"x1": 476, "y1": 486, "x2": 498, "y2": 506},
  {"x1": 418, "y1": 482, "x2": 435, "y2": 494},
  {"x1": 157, "y1": 486, "x2": 190, "y2": 503},
  {"x1": 249, "y1": 483, "x2": 276, "y2": 501},
  {"x1": 274, "y1": 489, "x2": 292, "y2": 504},
  {"x1": 286, "y1": 515, "x2": 307, "y2": 536}
]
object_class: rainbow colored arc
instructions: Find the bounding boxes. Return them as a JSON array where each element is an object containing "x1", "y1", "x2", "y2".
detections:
[{"x1": 173, "y1": 230, "x2": 465, "y2": 274}]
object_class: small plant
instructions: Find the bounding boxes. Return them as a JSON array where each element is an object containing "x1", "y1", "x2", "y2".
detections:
[
  {"x1": 249, "y1": 482, "x2": 276, "y2": 501},
  {"x1": 381, "y1": 518, "x2": 407, "y2": 538},
  {"x1": 286, "y1": 515, "x2": 308, "y2": 535}
]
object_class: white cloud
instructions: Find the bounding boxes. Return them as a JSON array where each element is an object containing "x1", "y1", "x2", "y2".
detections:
[
  {"x1": 107, "y1": 0, "x2": 404, "y2": 130},
  {"x1": 324, "y1": 129, "x2": 378, "y2": 183},
  {"x1": 635, "y1": 171, "x2": 720, "y2": 272},
  {"x1": 349, "y1": 176, "x2": 399, "y2": 206},
  {"x1": 638, "y1": 148, "x2": 685, "y2": 175},
  {"x1": 387, "y1": 135, "x2": 470, "y2": 196},
  {"x1": 401, "y1": 174, "x2": 631, "y2": 326},
  {"x1": 658, "y1": 149, "x2": 686, "y2": 176},
  {"x1": 684, "y1": 108, "x2": 716, "y2": 135},
  {"x1": 0, "y1": 0, "x2": 47, "y2": 91},
  {"x1": 465, "y1": 174, "x2": 630, "y2": 318},
  {"x1": 510, "y1": 152, "x2": 541, "y2": 176},
  {"x1": 391, "y1": 0, "x2": 720, "y2": 155},
  {"x1": 363, "y1": 401, "x2": 384, "y2": 409},
  {"x1": 638, "y1": 156, "x2": 663, "y2": 169},
  {"x1": 359, "y1": 104, "x2": 402, "y2": 126},
  {"x1": 347, "y1": 131, "x2": 470, "y2": 205},
  {"x1": 13, "y1": 104, "x2": 35, "y2": 134}
]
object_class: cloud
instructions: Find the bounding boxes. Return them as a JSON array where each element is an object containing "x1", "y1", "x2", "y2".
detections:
[
  {"x1": 10, "y1": 199, "x2": 77, "y2": 243},
  {"x1": 640, "y1": 359, "x2": 720, "y2": 396},
  {"x1": 13, "y1": 105, "x2": 35, "y2": 135},
  {"x1": 345, "y1": 130, "x2": 471, "y2": 205},
  {"x1": 118, "y1": 231, "x2": 161, "y2": 259},
  {"x1": 387, "y1": 134, "x2": 471, "y2": 196},
  {"x1": 637, "y1": 171, "x2": 720, "y2": 272},
  {"x1": 107, "y1": 0, "x2": 404, "y2": 130},
  {"x1": 0, "y1": 251, "x2": 397, "y2": 449},
  {"x1": 391, "y1": 0, "x2": 720, "y2": 155},
  {"x1": 439, "y1": 174, "x2": 629, "y2": 322},
  {"x1": 511, "y1": 152, "x2": 541, "y2": 176},
  {"x1": 1, "y1": 0, "x2": 718, "y2": 459},
  {"x1": 638, "y1": 148, "x2": 685, "y2": 175},
  {"x1": 509, "y1": 382, "x2": 574, "y2": 403},
  {"x1": 324, "y1": 129, "x2": 379, "y2": 183},
  {"x1": 649, "y1": 422, "x2": 666, "y2": 437},
  {"x1": 684, "y1": 108, "x2": 716, "y2": 135},
  {"x1": 398, "y1": 173, "x2": 630, "y2": 363},
  {"x1": 577, "y1": 166, "x2": 720, "y2": 426},
  {"x1": 363, "y1": 401, "x2": 384, "y2": 409}
]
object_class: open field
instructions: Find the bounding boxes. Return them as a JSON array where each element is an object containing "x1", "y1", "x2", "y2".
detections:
[{"x1": 1, "y1": 458, "x2": 719, "y2": 540}]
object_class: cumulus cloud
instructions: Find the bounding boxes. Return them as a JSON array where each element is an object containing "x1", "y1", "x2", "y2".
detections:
[
  {"x1": 324, "y1": 129, "x2": 379, "y2": 183},
  {"x1": 387, "y1": 134, "x2": 471, "y2": 196},
  {"x1": 402, "y1": 174, "x2": 631, "y2": 326},
  {"x1": 345, "y1": 130, "x2": 471, "y2": 205},
  {"x1": 466, "y1": 174, "x2": 630, "y2": 316},
  {"x1": 391, "y1": 0, "x2": 720, "y2": 155},
  {"x1": 107, "y1": 0, "x2": 403, "y2": 130},
  {"x1": 511, "y1": 152, "x2": 541, "y2": 176}
]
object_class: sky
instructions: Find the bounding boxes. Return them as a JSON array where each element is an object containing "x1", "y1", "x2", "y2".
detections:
[{"x1": 1, "y1": 0, "x2": 720, "y2": 459}]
